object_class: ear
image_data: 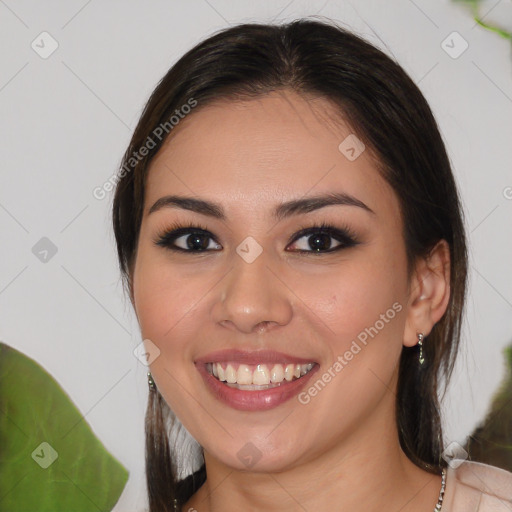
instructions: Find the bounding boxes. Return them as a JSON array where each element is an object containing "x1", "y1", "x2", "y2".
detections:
[{"x1": 403, "y1": 239, "x2": 451, "y2": 347}]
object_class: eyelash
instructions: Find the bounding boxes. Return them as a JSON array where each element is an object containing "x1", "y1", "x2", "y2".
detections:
[{"x1": 153, "y1": 221, "x2": 360, "y2": 255}]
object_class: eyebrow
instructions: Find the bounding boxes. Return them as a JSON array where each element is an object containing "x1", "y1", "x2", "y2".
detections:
[{"x1": 148, "y1": 192, "x2": 375, "y2": 220}]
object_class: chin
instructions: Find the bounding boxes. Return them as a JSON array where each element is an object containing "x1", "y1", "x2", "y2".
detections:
[{"x1": 205, "y1": 432, "x2": 308, "y2": 473}]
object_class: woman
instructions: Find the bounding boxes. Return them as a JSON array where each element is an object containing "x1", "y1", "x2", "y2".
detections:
[{"x1": 112, "y1": 18, "x2": 512, "y2": 511}]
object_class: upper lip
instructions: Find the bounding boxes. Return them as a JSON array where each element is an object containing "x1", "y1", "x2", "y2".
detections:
[{"x1": 195, "y1": 349, "x2": 318, "y2": 365}]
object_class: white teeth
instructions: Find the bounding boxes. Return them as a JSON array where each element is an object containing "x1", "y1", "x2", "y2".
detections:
[
  {"x1": 284, "y1": 364, "x2": 295, "y2": 381},
  {"x1": 237, "y1": 364, "x2": 253, "y2": 385},
  {"x1": 225, "y1": 364, "x2": 237, "y2": 383},
  {"x1": 270, "y1": 364, "x2": 284, "y2": 383},
  {"x1": 208, "y1": 361, "x2": 315, "y2": 386},
  {"x1": 253, "y1": 364, "x2": 270, "y2": 385}
]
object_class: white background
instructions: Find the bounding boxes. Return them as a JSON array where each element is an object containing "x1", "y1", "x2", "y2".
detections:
[{"x1": 1, "y1": 1, "x2": 511, "y2": 510}]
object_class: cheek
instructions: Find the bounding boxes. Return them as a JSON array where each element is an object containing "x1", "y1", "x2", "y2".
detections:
[
  {"x1": 293, "y1": 256, "x2": 406, "y2": 348},
  {"x1": 132, "y1": 249, "x2": 201, "y2": 356},
  {"x1": 132, "y1": 250, "x2": 207, "y2": 413}
]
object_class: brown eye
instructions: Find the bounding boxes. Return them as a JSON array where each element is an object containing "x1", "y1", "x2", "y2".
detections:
[
  {"x1": 287, "y1": 224, "x2": 359, "y2": 253},
  {"x1": 155, "y1": 226, "x2": 222, "y2": 252}
]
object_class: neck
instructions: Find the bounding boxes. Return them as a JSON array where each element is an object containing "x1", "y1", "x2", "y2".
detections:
[{"x1": 183, "y1": 379, "x2": 442, "y2": 512}]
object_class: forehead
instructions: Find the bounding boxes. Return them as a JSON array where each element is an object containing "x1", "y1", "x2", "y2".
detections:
[{"x1": 144, "y1": 90, "x2": 399, "y2": 222}]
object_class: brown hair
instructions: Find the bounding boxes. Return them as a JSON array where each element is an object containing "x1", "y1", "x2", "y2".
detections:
[{"x1": 112, "y1": 17, "x2": 468, "y2": 511}]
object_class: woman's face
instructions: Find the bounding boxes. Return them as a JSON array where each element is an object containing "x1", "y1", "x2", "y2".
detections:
[{"x1": 132, "y1": 90, "x2": 415, "y2": 472}]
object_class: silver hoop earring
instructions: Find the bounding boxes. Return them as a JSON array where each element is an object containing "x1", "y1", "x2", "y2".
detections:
[{"x1": 417, "y1": 332, "x2": 425, "y2": 365}]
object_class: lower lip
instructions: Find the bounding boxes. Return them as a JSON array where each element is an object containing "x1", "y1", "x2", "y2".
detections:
[{"x1": 196, "y1": 363, "x2": 319, "y2": 411}]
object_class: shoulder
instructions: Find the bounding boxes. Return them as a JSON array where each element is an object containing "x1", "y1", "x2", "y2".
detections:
[{"x1": 443, "y1": 460, "x2": 512, "y2": 511}]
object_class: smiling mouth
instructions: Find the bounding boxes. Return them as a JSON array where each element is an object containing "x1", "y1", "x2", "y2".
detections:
[{"x1": 205, "y1": 361, "x2": 316, "y2": 390}]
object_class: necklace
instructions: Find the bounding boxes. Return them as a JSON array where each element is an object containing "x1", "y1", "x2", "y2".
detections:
[
  {"x1": 173, "y1": 467, "x2": 447, "y2": 512},
  {"x1": 434, "y1": 468, "x2": 447, "y2": 511}
]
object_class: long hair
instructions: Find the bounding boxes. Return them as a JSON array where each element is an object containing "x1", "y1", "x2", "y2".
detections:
[{"x1": 112, "y1": 18, "x2": 468, "y2": 510}]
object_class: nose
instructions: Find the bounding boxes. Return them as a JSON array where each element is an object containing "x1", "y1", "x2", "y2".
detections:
[{"x1": 211, "y1": 250, "x2": 293, "y2": 335}]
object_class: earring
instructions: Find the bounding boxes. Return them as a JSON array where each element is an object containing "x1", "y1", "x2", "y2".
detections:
[
  {"x1": 417, "y1": 333, "x2": 425, "y2": 365},
  {"x1": 147, "y1": 371, "x2": 156, "y2": 390}
]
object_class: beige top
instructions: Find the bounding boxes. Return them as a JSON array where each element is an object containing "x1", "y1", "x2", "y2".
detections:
[{"x1": 443, "y1": 460, "x2": 512, "y2": 511}]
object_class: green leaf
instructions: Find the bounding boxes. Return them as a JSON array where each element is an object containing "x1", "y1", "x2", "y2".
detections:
[
  {"x1": 0, "y1": 342, "x2": 129, "y2": 511},
  {"x1": 452, "y1": 0, "x2": 512, "y2": 40},
  {"x1": 465, "y1": 343, "x2": 512, "y2": 471}
]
